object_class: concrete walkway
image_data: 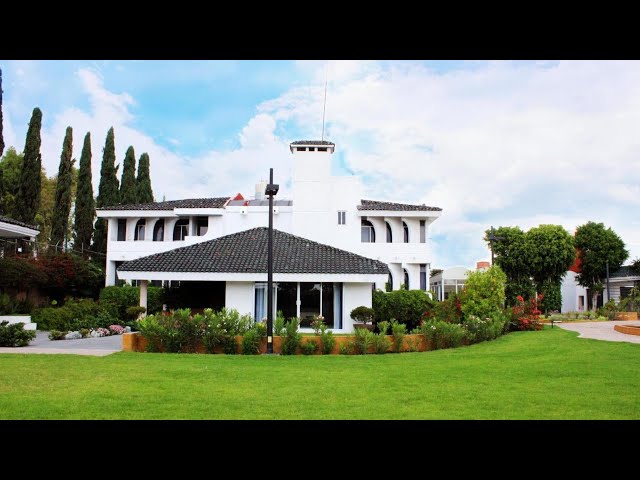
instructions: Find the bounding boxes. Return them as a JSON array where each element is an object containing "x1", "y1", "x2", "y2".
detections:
[
  {"x1": 0, "y1": 331, "x2": 123, "y2": 356},
  {"x1": 558, "y1": 320, "x2": 640, "y2": 344}
]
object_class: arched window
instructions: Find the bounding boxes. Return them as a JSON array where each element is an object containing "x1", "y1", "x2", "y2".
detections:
[
  {"x1": 173, "y1": 219, "x2": 189, "y2": 241},
  {"x1": 134, "y1": 219, "x2": 146, "y2": 241},
  {"x1": 386, "y1": 222, "x2": 393, "y2": 243},
  {"x1": 403, "y1": 269, "x2": 410, "y2": 290},
  {"x1": 403, "y1": 221, "x2": 409, "y2": 243},
  {"x1": 153, "y1": 219, "x2": 165, "y2": 242},
  {"x1": 361, "y1": 219, "x2": 375, "y2": 243}
]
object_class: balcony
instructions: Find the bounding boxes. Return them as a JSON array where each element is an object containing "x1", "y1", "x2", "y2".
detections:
[{"x1": 352, "y1": 241, "x2": 432, "y2": 264}]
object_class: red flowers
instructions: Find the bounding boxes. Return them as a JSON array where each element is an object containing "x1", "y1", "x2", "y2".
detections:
[{"x1": 510, "y1": 295, "x2": 544, "y2": 331}]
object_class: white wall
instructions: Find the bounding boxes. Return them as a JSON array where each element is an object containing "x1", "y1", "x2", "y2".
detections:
[
  {"x1": 342, "y1": 283, "x2": 374, "y2": 332},
  {"x1": 561, "y1": 271, "x2": 588, "y2": 313},
  {"x1": 225, "y1": 282, "x2": 255, "y2": 318}
]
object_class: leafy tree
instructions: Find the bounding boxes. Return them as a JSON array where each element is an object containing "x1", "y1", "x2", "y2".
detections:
[
  {"x1": 93, "y1": 127, "x2": 120, "y2": 257},
  {"x1": 460, "y1": 265, "x2": 506, "y2": 320},
  {"x1": 136, "y1": 152, "x2": 154, "y2": 203},
  {"x1": 14, "y1": 107, "x2": 42, "y2": 224},
  {"x1": 631, "y1": 258, "x2": 640, "y2": 276},
  {"x1": 35, "y1": 172, "x2": 57, "y2": 246},
  {"x1": 524, "y1": 224, "x2": 575, "y2": 312},
  {"x1": 0, "y1": 147, "x2": 23, "y2": 217},
  {"x1": 575, "y1": 221, "x2": 628, "y2": 310},
  {"x1": 119, "y1": 146, "x2": 137, "y2": 205},
  {"x1": 485, "y1": 226, "x2": 534, "y2": 305},
  {"x1": 0, "y1": 68, "x2": 4, "y2": 157},
  {"x1": 73, "y1": 132, "x2": 95, "y2": 255},
  {"x1": 51, "y1": 127, "x2": 75, "y2": 249},
  {"x1": 372, "y1": 289, "x2": 434, "y2": 331},
  {"x1": 429, "y1": 268, "x2": 443, "y2": 278}
]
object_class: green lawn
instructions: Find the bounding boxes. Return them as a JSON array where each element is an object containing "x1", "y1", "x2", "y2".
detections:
[{"x1": 1, "y1": 327, "x2": 639, "y2": 419}]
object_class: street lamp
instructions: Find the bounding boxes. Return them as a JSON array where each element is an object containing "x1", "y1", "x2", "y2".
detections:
[
  {"x1": 487, "y1": 226, "x2": 503, "y2": 265},
  {"x1": 265, "y1": 168, "x2": 279, "y2": 354}
]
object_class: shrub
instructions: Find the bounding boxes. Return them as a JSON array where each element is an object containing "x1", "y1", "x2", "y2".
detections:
[
  {"x1": 539, "y1": 280, "x2": 562, "y2": 313},
  {"x1": 420, "y1": 320, "x2": 467, "y2": 350},
  {"x1": 0, "y1": 293, "x2": 34, "y2": 315},
  {"x1": 274, "y1": 310, "x2": 285, "y2": 336},
  {"x1": 352, "y1": 327, "x2": 374, "y2": 355},
  {"x1": 136, "y1": 309, "x2": 206, "y2": 353},
  {"x1": 300, "y1": 339, "x2": 318, "y2": 355},
  {"x1": 377, "y1": 320, "x2": 390, "y2": 335},
  {"x1": 509, "y1": 295, "x2": 544, "y2": 331},
  {"x1": 391, "y1": 320, "x2": 407, "y2": 353},
  {"x1": 0, "y1": 321, "x2": 36, "y2": 347},
  {"x1": 281, "y1": 318, "x2": 302, "y2": 355},
  {"x1": 109, "y1": 325, "x2": 125, "y2": 335},
  {"x1": 310, "y1": 315, "x2": 326, "y2": 335},
  {"x1": 201, "y1": 308, "x2": 253, "y2": 354},
  {"x1": 373, "y1": 289, "x2": 434, "y2": 331},
  {"x1": 350, "y1": 306, "x2": 374, "y2": 325},
  {"x1": 372, "y1": 332, "x2": 392, "y2": 354},
  {"x1": 460, "y1": 266, "x2": 506, "y2": 320},
  {"x1": 320, "y1": 327, "x2": 336, "y2": 355},
  {"x1": 79, "y1": 328, "x2": 90, "y2": 338},
  {"x1": 242, "y1": 327, "x2": 262, "y2": 355},
  {"x1": 619, "y1": 287, "x2": 640, "y2": 312},
  {"x1": 339, "y1": 342, "x2": 354, "y2": 355},
  {"x1": 31, "y1": 298, "x2": 115, "y2": 331},
  {"x1": 405, "y1": 337, "x2": 420, "y2": 352},
  {"x1": 423, "y1": 292, "x2": 463, "y2": 324},
  {"x1": 125, "y1": 306, "x2": 146, "y2": 320},
  {"x1": 463, "y1": 313, "x2": 508, "y2": 343},
  {"x1": 48, "y1": 330, "x2": 66, "y2": 341},
  {"x1": 99, "y1": 285, "x2": 164, "y2": 319},
  {"x1": 597, "y1": 299, "x2": 618, "y2": 320}
]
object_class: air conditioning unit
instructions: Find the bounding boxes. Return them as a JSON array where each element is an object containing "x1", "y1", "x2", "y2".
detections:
[{"x1": 240, "y1": 206, "x2": 248, "y2": 215}]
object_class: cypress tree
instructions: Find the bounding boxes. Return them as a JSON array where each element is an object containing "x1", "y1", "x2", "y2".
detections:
[
  {"x1": 119, "y1": 146, "x2": 137, "y2": 205},
  {"x1": 93, "y1": 127, "x2": 120, "y2": 256},
  {"x1": 51, "y1": 127, "x2": 75, "y2": 249},
  {"x1": 0, "y1": 68, "x2": 4, "y2": 157},
  {"x1": 136, "y1": 152, "x2": 154, "y2": 203},
  {"x1": 73, "y1": 132, "x2": 95, "y2": 255},
  {"x1": 14, "y1": 107, "x2": 42, "y2": 224}
]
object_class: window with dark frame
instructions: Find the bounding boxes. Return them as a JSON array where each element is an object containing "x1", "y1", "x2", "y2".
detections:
[
  {"x1": 338, "y1": 211, "x2": 346, "y2": 225},
  {"x1": 420, "y1": 220, "x2": 426, "y2": 243},
  {"x1": 117, "y1": 219, "x2": 127, "y2": 241}
]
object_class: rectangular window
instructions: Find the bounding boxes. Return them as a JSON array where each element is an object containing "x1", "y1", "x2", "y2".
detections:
[
  {"x1": 420, "y1": 220, "x2": 426, "y2": 243},
  {"x1": 420, "y1": 264, "x2": 427, "y2": 291},
  {"x1": 117, "y1": 219, "x2": 127, "y2": 241},
  {"x1": 276, "y1": 282, "x2": 298, "y2": 320},
  {"x1": 197, "y1": 217, "x2": 209, "y2": 236},
  {"x1": 338, "y1": 211, "x2": 346, "y2": 225},
  {"x1": 300, "y1": 282, "x2": 321, "y2": 328}
]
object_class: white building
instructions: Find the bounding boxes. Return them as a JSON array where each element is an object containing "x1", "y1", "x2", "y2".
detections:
[{"x1": 97, "y1": 140, "x2": 442, "y2": 331}]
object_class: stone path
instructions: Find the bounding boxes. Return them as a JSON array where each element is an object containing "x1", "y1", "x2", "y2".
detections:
[
  {"x1": 0, "y1": 331, "x2": 122, "y2": 356},
  {"x1": 558, "y1": 320, "x2": 640, "y2": 344}
]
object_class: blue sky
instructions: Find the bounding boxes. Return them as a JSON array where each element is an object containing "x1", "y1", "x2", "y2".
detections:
[{"x1": 1, "y1": 60, "x2": 639, "y2": 268}]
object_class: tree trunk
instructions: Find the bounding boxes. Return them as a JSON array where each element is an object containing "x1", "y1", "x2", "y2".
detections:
[{"x1": 592, "y1": 291, "x2": 599, "y2": 312}]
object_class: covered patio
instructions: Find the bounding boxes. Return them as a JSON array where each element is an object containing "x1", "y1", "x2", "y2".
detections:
[{"x1": 117, "y1": 227, "x2": 388, "y2": 332}]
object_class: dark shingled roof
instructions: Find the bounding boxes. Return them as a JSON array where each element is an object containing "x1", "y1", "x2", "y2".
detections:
[
  {"x1": 118, "y1": 227, "x2": 389, "y2": 275},
  {"x1": 291, "y1": 140, "x2": 335, "y2": 145},
  {"x1": 611, "y1": 266, "x2": 640, "y2": 278},
  {"x1": 0, "y1": 215, "x2": 38, "y2": 231},
  {"x1": 98, "y1": 197, "x2": 230, "y2": 211},
  {"x1": 358, "y1": 199, "x2": 442, "y2": 212}
]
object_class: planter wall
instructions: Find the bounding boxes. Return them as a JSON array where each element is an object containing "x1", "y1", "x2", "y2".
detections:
[
  {"x1": 614, "y1": 312, "x2": 638, "y2": 321},
  {"x1": 122, "y1": 332, "x2": 430, "y2": 354}
]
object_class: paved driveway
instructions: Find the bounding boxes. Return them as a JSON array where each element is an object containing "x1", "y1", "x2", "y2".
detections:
[
  {"x1": 0, "y1": 331, "x2": 123, "y2": 356},
  {"x1": 558, "y1": 320, "x2": 640, "y2": 344}
]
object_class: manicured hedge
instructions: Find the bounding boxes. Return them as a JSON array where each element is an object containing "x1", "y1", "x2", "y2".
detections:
[{"x1": 99, "y1": 285, "x2": 164, "y2": 319}]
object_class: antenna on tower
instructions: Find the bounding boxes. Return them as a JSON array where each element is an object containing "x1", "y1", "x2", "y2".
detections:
[{"x1": 321, "y1": 62, "x2": 328, "y2": 141}]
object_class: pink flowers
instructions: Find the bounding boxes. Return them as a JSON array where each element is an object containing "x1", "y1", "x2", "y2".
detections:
[{"x1": 109, "y1": 325, "x2": 125, "y2": 335}]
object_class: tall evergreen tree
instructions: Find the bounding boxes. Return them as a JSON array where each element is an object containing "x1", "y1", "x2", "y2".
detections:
[
  {"x1": 73, "y1": 132, "x2": 95, "y2": 255},
  {"x1": 51, "y1": 127, "x2": 75, "y2": 249},
  {"x1": 136, "y1": 152, "x2": 154, "y2": 203},
  {"x1": 93, "y1": 127, "x2": 120, "y2": 256},
  {"x1": 119, "y1": 146, "x2": 137, "y2": 205},
  {"x1": 0, "y1": 68, "x2": 5, "y2": 157},
  {"x1": 0, "y1": 167, "x2": 4, "y2": 214},
  {"x1": 14, "y1": 107, "x2": 42, "y2": 224}
]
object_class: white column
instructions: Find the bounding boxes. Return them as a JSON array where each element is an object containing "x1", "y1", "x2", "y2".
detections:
[
  {"x1": 367, "y1": 217, "x2": 386, "y2": 243},
  {"x1": 402, "y1": 217, "x2": 420, "y2": 243},
  {"x1": 139, "y1": 280, "x2": 148, "y2": 315},
  {"x1": 105, "y1": 261, "x2": 116, "y2": 287},
  {"x1": 387, "y1": 263, "x2": 403, "y2": 291},
  {"x1": 384, "y1": 217, "x2": 403, "y2": 243},
  {"x1": 164, "y1": 218, "x2": 179, "y2": 242},
  {"x1": 126, "y1": 218, "x2": 138, "y2": 241},
  {"x1": 145, "y1": 217, "x2": 159, "y2": 241}
]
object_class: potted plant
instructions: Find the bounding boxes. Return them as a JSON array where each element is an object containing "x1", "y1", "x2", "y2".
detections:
[{"x1": 350, "y1": 306, "x2": 375, "y2": 331}]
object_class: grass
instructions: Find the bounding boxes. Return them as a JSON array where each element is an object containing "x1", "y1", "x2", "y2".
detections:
[{"x1": 0, "y1": 327, "x2": 639, "y2": 419}]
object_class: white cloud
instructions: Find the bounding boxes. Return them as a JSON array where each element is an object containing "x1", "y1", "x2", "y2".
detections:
[{"x1": 5, "y1": 60, "x2": 640, "y2": 268}]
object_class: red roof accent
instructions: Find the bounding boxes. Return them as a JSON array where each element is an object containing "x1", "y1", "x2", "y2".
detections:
[
  {"x1": 569, "y1": 248, "x2": 582, "y2": 273},
  {"x1": 232, "y1": 193, "x2": 244, "y2": 201},
  {"x1": 244, "y1": 200, "x2": 249, "y2": 206}
]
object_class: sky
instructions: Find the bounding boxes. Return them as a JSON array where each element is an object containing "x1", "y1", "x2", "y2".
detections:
[{"x1": 1, "y1": 60, "x2": 639, "y2": 269}]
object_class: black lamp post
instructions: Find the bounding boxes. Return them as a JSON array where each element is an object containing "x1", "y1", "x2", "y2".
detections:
[
  {"x1": 487, "y1": 226, "x2": 503, "y2": 265},
  {"x1": 265, "y1": 168, "x2": 279, "y2": 354}
]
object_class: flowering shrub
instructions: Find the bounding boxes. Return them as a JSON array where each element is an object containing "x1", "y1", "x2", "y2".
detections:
[
  {"x1": 510, "y1": 295, "x2": 544, "y2": 331},
  {"x1": 310, "y1": 315, "x2": 325, "y2": 335},
  {"x1": 90, "y1": 327, "x2": 111, "y2": 338},
  {"x1": 419, "y1": 320, "x2": 467, "y2": 350},
  {"x1": 108, "y1": 325, "x2": 125, "y2": 335},
  {"x1": 463, "y1": 314, "x2": 508, "y2": 342},
  {"x1": 423, "y1": 293, "x2": 463, "y2": 324}
]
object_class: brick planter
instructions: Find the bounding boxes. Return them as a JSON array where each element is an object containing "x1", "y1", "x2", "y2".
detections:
[{"x1": 122, "y1": 332, "x2": 430, "y2": 354}]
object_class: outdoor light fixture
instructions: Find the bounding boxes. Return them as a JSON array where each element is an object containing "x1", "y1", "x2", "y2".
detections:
[{"x1": 265, "y1": 168, "x2": 279, "y2": 354}]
